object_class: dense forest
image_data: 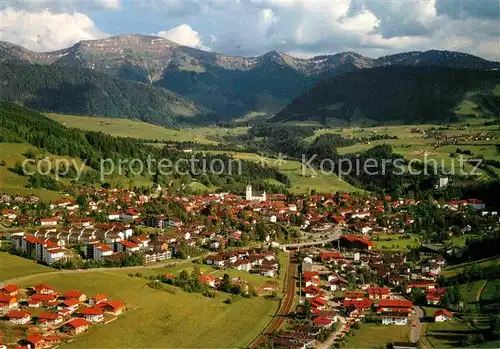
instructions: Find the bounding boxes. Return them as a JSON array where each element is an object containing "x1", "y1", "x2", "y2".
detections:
[
  {"x1": 273, "y1": 66, "x2": 500, "y2": 124},
  {"x1": 0, "y1": 62, "x2": 211, "y2": 126}
]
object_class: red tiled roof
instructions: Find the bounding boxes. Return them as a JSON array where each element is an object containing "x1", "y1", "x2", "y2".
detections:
[
  {"x1": 38, "y1": 312, "x2": 61, "y2": 320},
  {"x1": 1, "y1": 284, "x2": 19, "y2": 293},
  {"x1": 7, "y1": 310, "x2": 30, "y2": 318},
  {"x1": 80, "y1": 307, "x2": 103, "y2": 316},
  {"x1": 66, "y1": 318, "x2": 89, "y2": 328},
  {"x1": 313, "y1": 317, "x2": 332, "y2": 325},
  {"x1": 435, "y1": 309, "x2": 452, "y2": 318},
  {"x1": 106, "y1": 300, "x2": 125, "y2": 310},
  {"x1": 377, "y1": 299, "x2": 413, "y2": 308}
]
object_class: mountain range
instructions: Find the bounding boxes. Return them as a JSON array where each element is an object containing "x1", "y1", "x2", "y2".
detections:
[{"x1": 1, "y1": 34, "x2": 499, "y2": 122}]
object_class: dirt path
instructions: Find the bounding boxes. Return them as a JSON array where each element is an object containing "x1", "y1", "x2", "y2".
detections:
[{"x1": 476, "y1": 279, "x2": 489, "y2": 302}]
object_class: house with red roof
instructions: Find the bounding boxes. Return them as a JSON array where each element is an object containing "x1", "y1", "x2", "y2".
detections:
[
  {"x1": 375, "y1": 299, "x2": 413, "y2": 325},
  {"x1": 89, "y1": 294, "x2": 108, "y2": 306},
  {"x1": 8, "y1": 310, "x2": 31, "y2": 325},
  {"x1": 105, "y1": 300, "x2": 126, "y2": 316},
  {"x1": 366, "y1": 287, "x2": 390, "y2": 300},
  {"x1": 434, "y1": 309, "x2": 452, "y2": 322},
  {"x1": 36, "y1": 312, "x2": 63, "y2": 326},
  {"x1": 64, "y1": 290, "x2": 87, "y2": 302},
  {"x1": 33, "y1": 284, "x2": 56, "y2": 295},
  {"x1": 313, "y1": 317, "x2": 333, "y2": 328},
  {"x1": 24, "y1": 335, "x2": 60, "y2": 349},
  {"x1": 320, "y1": 251, "x2": 344, "y2": 262},
  {"x1": 63, "y1": 318, "x2": 90, "y2": 335},
  {"x1": 310, "y1": 296, "x2": 327, "y2": 310},
  {"x1": 339, "y1": 235, "x2": 374, "y2": 250},
  {"x1": 0, "y1": 294, "x2": 18, "y2": 310},
  {"x1": 426, "y1": 288, "x2": 447, "y2": 305},
  {"x1": 199, "y1": 275, "x2": 217, "y2": 288},
  {"x1": 406, "y1": 280, "x2": 436, "y2": 294},
  {"x1": 1, "y1": 284, "x2": 19, "y2": 296},
  {"x1": 79, "y1": 307, "x2": 104, "y2": 322},
  {"x1": 57, "y1": 298, "x2": 80, "y2": 312},
  {"x1": 304, "y1": 285, "x2": 323, "y2": 298}
]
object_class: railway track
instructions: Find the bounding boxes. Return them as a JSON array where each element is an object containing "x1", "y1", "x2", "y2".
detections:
[{"x1": 249, "y1": 253, "x2": 297, "y2": 348}]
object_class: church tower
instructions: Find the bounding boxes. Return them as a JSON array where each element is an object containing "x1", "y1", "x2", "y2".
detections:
[{"x1": 246, "y1": 184, "x2": 253, "y2": 201}]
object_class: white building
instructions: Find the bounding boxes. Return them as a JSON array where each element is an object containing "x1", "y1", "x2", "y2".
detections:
[{"x1": 245, "y1": 185, "x2": 266, "y2": 202}]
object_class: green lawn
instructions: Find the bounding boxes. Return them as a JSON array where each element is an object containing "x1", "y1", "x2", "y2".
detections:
[
  {"x1": 15, "y1": 270, "x2": 278, "y2": 348},
  {"x1": 373, "y1": 237, "x2": 420, "y2": 250},
  {"x1": 0, "y1": 252, "x2": 54, "y2": 282},
  {"x1": 344, "y1": 323, "x2": 411, "y2": 348}
]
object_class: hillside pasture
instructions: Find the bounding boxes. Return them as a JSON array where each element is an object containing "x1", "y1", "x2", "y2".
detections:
[
  {"x1": 14, "y1": 270, "x2": 278, "y2": 348},
  {"x1": 47, "y1": 113, "x2": 248, "y2": 145},
  {"x1": 0, "y1": 253, "x2": 54, "y2": 282}
]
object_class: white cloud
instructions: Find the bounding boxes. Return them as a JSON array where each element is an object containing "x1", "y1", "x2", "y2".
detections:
[
  {"x1": 0, "y1": 8, "x2": 107, "y2": 52},
  {"x1": 1, "y1": 0, "x2": 121, "y2": 11},
  {"x1": 156, "y1": 24, "x2": 209, "y2": 50}
]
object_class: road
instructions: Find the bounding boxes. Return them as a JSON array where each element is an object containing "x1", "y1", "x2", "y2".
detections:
[
  {"x1": 249, "y1": 252, "x2": 297, "y2": 348},
  {"x1": 410, "y1": 305, "x2": 424, "y2": 343},
  {"x1": 316, "y1": 317, "x2": 347, "y2": 349},
  {"x1": 0, "y1": 255, "x2": 204, "y2": 286}
]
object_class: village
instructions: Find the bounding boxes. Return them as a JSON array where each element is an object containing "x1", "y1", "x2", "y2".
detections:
[
  {"x1": 0, "y1": 283, "x2": 125, "y2": 349},
  {"x1": 1, "y1": 183, "x2": 499, "y2": 348}
]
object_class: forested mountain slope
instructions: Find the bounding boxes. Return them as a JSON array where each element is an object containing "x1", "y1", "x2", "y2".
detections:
[
  {"x1": 0, "y1": 62, "x2": 211, "y2": 126},
  {"x1": 272, "y1": 67, "x2": 500, "y2": 124}
]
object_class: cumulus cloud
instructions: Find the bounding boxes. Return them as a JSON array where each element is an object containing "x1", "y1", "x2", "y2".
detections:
[
  {"x1": 0, "y1": 8, "x2": 107, "y2": 52},
  {"x1": 0, "y1": 0, "x2": 498, "y2": 60},
  {"x1": 1, "y1": 0, "x2": 121, "y2": 12},
  {"x1": 156, "y1": 24, "x2": 209, "y2": 50}
]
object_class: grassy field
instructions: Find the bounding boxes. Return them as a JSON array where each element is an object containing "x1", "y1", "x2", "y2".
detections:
[
  {"x1": 14, "y1": 269, "x2": 278, "y2": 348},
  {"x1": 205, "y1": 151, "x2": 360, "y2": 194},
  {"x1": 373, "y1": 236, "x2": 420, "y2": 250},
  {"x1": 344, "y1": 323, "x2": 411, "y2": 348},
  {"x1": 441, "y1": 255, "x2": 500, "y2": 278},
  {"x1": 0, "y1": 142, "x2": 155, "y2": 199},
  {"x1": 458, "y1": 279, "x2": 488, "y2": 303},
  {"x1": 47, "y1": 113, "x2": 248, "y2": 145},
  {"x1": 0, "y1": 252, "x2": 54, "y2": 282},
  {"x1": 423, "y1": 320, "x2": 476, "y2": 348},
  {"x1": 480, "y1": 278, "x2": 500, "y2": 303}
]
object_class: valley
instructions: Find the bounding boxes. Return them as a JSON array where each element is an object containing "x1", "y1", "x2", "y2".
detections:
[{"x1": 0, "y1": 28, "x2": 500, "y2": 349}]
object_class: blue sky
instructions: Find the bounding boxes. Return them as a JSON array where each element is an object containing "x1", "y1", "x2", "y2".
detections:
[{"x1": 0, "y1": 0, "x2": 498, "y2": 60}]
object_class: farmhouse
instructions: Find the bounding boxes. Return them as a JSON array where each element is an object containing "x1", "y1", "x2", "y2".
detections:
[
  {"x1": 1, "y1": 284, "x2": 20, "y2": 296},
  {"x1": 33, "y1": 284, "x2": 56, "y2": 294},
  {"x1": 105, "y1": 300, "x2": 126, "y2": 315},
  {"x1": 25, "y1": 335, "x2": 60, "y2": 349},
  {"x1": 80, "y1": 307, "x2": 104, "y2": 322},
  {"x1": 64, "y1": 290, "x2": 87, "y2": 302},
  {"x1": 89, "y1": 294, "x2": 108, "y2": 306},
  {"x1": 37, "y1": 312, "x2": 63, "y2": 326},
  {"x1": 8, "y1": 310, "x2": 31, "y2": 325},
  {"x1": 63, "y1": 318, "x2": 90, "y2": 335},
  {"x1": 434, "y1": 309, "x2": 452, "y2": 322}
]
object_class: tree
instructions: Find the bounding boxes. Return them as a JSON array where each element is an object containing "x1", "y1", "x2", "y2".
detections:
[
  {"x1": 220, "y1": 273, "x2": 232, "y2": 293},
  {"x1": 303, "y1": 299, "x2": 312, "y2": 319}
]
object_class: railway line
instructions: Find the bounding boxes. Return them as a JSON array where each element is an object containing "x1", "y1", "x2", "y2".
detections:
[{"x1": 249, "y1": 253, "x2": 297, "y2": 348}]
